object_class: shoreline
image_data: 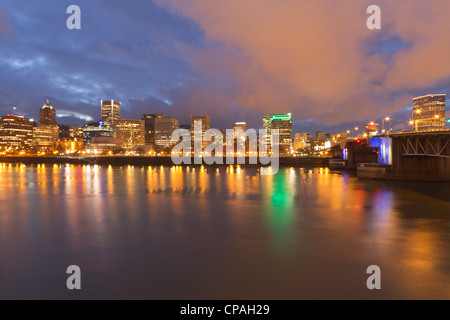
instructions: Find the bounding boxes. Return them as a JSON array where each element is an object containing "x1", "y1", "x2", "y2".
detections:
[{"x1": 0, "y1": 156, "x2": 330, "y2": 167}]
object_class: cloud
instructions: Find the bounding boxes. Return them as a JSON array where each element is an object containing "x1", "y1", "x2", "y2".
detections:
[
  {"x1": 157, "y1": 0, "x2": 450, "y2": 128},
  {"x1": 56, "y1": 110, "x2": 94, "y2": 121}
]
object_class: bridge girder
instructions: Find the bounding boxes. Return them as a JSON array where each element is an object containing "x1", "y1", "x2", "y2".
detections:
[{"x1": 398, "y1": 135, "x2": 450, "y2": 158}]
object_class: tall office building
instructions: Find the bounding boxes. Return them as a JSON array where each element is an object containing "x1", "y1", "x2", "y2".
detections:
[
  {"x1": 263, "y1": 113, "x2": 292, "y2": 154},
  {"x1": 115, "y1": 119, "x2": 145, "y2": 148},
  {"x1": 191, "y1": 116, "x2": 210, "y2": 136},
  {"x1": 34, "y1": 100, "x2": 59, "y2": 148},
  {"x1": 101, "y1": 100, "x2": 121, "y2": 125},
  {"x1": 142, "y1": 113, "x2": 165, "y2": 145},
  {"x1": 232, "y1": 122, "x2": 247, "y2": 132},
  {"x1": 0, "y1": 115, "x2": 33, "y2": 149},
  {"x1": 39, "y1": 100, "x2": 57, "y2": 125},
  {"x1": 155, "y1": 117, "x2": 179, "y2": 148},
  {"x1": 412, "y1": 94, "x2": 446, "y2": 132},
  {"x1": 191, "y1": 115, "x2": 210, "y2": 149}
]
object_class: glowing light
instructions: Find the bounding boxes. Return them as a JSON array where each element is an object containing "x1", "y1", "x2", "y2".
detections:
[{"x1": 271, "y1": 115, "x2": 292, "y2": 121}]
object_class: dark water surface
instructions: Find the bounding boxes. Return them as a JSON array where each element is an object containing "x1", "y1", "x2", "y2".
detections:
[{"x1": 0, "y1": 163, "x2": 449, "y2": 299}]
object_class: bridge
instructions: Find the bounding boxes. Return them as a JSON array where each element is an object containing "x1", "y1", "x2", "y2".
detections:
[
  {"x1": 389, "y1": 131, "x2": 450, "y2": 181},
  {"x1": 356, "y1": 131, "x2": 450, "y2": 181},
  {"x1": 393, "y1": 131, "x2": 450, "y2": 158}
]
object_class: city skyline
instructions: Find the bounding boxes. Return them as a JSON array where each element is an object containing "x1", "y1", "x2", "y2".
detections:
[
  {"x1": 0, "y1": 1, "x2": 449, "y2": 302},
  {"x1": 0, "y1": 92, "x2": 447, "y2": 158},
  {"x1": 4, "y1": 94, "x2": 449, "y2": 133},
  {"x1": 1, "y1": 1, "x2": 450, "y2": 134}
]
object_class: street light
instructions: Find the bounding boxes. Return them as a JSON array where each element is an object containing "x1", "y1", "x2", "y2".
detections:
[
  {"x1": 382, "y1": 116, "x2": 391, "y2": 134},
  {"x1": 434, "y1": 115, "x2": 441, "y2": 132}
]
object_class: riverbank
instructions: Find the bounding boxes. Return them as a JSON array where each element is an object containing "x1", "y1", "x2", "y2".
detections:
[{"x1": 0, "y1": 156, "x2": 330, "y2": 167}]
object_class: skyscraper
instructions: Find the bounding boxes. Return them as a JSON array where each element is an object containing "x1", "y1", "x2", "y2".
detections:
[
  {"x1": 191, "y1": 116, "x2": 210, "y2": 135},
  {"x1": 412, "y1": 94, "x2": 446, "y2": 132},
  {"x1": 34, "y1": 100, "x2": 59, "y2": 149},
  {"x1": 191, "y1": 115, "x2": 210, "y2": 149},
  {"x1": 232, "y1": 122, "x2": 247, "y2": 132},
  {"x1": 155, "y1": 117, "x2": 179, "y2": 148},
  {"x1": 142, "y1": 113, "x2": 165, "y2": 145},
  {"x1": 263, "y1": 113, "x2": 292, "y2": 154},
  {"x1": 101, "y1": 100, "x2": 121, "y2": 125},
  {"x1": 39, "y1": 100, "x2": 57, "y2": 125}
]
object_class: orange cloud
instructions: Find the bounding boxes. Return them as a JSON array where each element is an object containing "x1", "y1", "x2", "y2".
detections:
[{"x1": 157, "y1": 0, "x2": 450, "y2": 125}]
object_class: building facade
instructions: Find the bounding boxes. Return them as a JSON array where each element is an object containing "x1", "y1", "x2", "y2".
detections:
[
  {"x1": 101, "y1": 100, "x2": 121, "y2": 125},
  {"x1": 142, "y1": 113, "x2": 165, "y2": 145},
  {"x1": 293, "y1": 132, "x2": 308, "y2": 152},
  {"x1": 155, "y1": 117, "x2": 179, "y2": 148},
  {"x1": 39, "y1": 100, "x2": 57, "y2": 125},
  {"x1": 191, "y1": 115, "x2": 210, "y2": 149},
  {"x1": 263, "y1": 113, "x2": 292, "y2": 154},
  {"x1": 115, "y1": 119, "x2": 145, "y2": 148},
  {"x1": 68, "y1": 126, "x2": 83, "y2": 140},
  {"x1": 82, "y1": 121, "x2": 114, "y2": 145},
  {"x1": 33, "y1": 125, "x2": 59, "y2": 149},
  {"x1": 232, "y1": 122, "x2": 247, "y2": 132},
  {"x1": 315, "y1": 131, "x2": 325, "y2": 141},
  {"x1": 34, "y1": 100, "x2": 59, "y2": 149},
  {"x1": 412, "y1": 94, "x2": 446, "y2": 132},
  {"x1": 0, "y1": 115, "x2": 34, "y2": 150},
  {"x1": 191, "y1": 116, "x2": 210, "y2": 135}
]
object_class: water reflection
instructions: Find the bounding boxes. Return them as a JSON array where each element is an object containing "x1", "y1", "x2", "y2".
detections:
[
  {"x1": 261, "y1": 170, "x2": 296, "y2": 254},
  {"x1": 0, "y1": 164, "x2": 449, "y2": 299}
]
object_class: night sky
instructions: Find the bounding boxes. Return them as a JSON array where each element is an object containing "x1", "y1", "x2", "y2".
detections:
[{"x1": 1, "y1": 0, "x2": 449, "y2": 134}]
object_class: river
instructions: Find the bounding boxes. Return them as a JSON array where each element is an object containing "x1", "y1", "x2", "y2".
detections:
[{"x1": 0, "y1": 163, "x2": 449, "y2": 299}]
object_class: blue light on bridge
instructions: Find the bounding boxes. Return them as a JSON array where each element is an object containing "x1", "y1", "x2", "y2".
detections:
[
  {"x1": 342, "y1": 148, "x2": 348, "y2": 160},
  {"x1": 369, "y1": 137, "x2": 392, "y2": 165}
]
